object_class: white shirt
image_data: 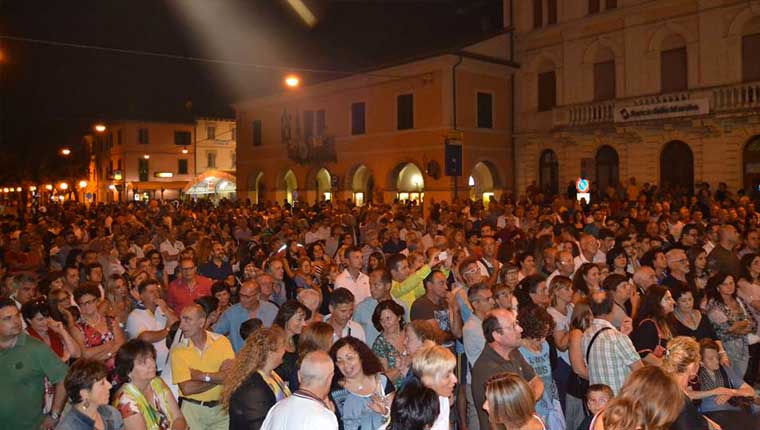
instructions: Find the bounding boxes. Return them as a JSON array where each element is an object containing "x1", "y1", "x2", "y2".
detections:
[
  {"x1": 430, "y1": 396, "x2": 450, "y2": 430},
  {"x1": 126, "y1": 306, "x2": 170, "y2": 371},
  {"x1": 261, "y1": 392, "x2": 338, "y2": 430},
  {"x1": 324, "y1": 316, "x2": 367, "y2": 344},
  {"x1": 159, "y1": 239, "x2": 185, "y2": 276},
  {"x1": 334, "y1": 269, "x2": 371, "y2": 305}
]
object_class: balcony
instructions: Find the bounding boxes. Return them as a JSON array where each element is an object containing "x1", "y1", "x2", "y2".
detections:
[{"x1": 552, "y1": 80, "x2": 760, "y2": 128}]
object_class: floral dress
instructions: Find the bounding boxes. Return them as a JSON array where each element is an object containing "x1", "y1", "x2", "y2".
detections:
[
  {"x1": 707, "y1": 297, "x2": 757, "y2": 377},
  {"x1": 74, "y1": 316, "x2": 117, "y2": 368},
  {"x1": 372, "y1": 333, "x2": 406, "y2": 389},
  {"x1": 113, "y1": 378, "x2": 174, "y2": 430}
]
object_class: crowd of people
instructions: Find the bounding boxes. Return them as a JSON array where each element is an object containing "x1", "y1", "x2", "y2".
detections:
[{"x1": 1, "y1": 178, "x2": 760, "y2": 430}]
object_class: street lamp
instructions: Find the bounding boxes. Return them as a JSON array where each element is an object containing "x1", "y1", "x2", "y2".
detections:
[
  {"x1": 94, "y1": 124, "x2": 106, "y2": 133},
  {"x1": 143, "y1": 154, "x2": 150, "y2": 159},
  {"x1": 78, "y1": 180, "x2": 88, "y2": 189},
  {"x1": 61, "y1": 148, "x2": 71, "y2": 156},
  {"x1": 59, "y1": 182, "x2": 68, "y2": 191},
  {"x1": 181, "y1": 147, "x2": 189, "y2": 155},
  {"x1": 44, "y1": 184, "x2": 53, "y2": 191}
]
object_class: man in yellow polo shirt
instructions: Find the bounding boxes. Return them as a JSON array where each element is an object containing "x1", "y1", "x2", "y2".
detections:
[{"x1": 172, "y1": 303, "x2": 235, "y2": 430}]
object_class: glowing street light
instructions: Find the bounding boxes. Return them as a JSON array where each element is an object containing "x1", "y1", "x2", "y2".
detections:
[
  {"x1": 94, "y1": 124, "x2": 107, "y2": 133},
  {"x1": 143, "y1": 154, "x2": 150, "y2": 159},
  {"x1": 15, "y1": 187, "x2": 21, "y2": 192},
  {"x1": 181, "y1": 147, "x2": 189, "y2": 154},
  {"x1": 61, "y1": 148, "x2": 71, "y2": 156},
  {"x1": 29, "y1": 186, "x2": 37, "y2": 192},
  {"x1": 108, "y1": 184, "x2": 116, "y2": 191},
  {"x1": 2, "y1": 188, "x2": 8, "y2": 193},
  {"x1": 284, "y1": 74, "x2": 300, "y2": 88},
  {"x1": 78, "y1": 180, "x2": 88, "y2": 189},
  {"x1": 59, "y1": 182, "x2": 69, "y2": 191},
  {"x1": 45, "y1": 184, "x2": 53, "y2": 191}
]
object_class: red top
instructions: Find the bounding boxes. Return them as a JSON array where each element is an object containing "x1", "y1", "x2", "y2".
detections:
[
  {"x1": 26, "y1": 326, "x2": 65, "y2": 359},
  {"x1": 167, "y1": 275, "x2": 213, "y2": 314}
]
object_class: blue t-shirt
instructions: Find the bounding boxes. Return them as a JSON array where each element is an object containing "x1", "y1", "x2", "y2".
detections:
[
  {"x1": 213, "y1": 302, "x2": 278, "y2": 351},
  {"x1": 519, "y1": 341, "x2": 562, "y2": 425}
]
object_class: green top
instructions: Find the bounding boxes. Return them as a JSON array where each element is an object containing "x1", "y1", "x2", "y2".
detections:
[
  {"x1": 391, "y1": 264, "x2": 431, "y2": 309},
  {"x1": 0, "y1": 333, "x2": 68, "y2": 430}
]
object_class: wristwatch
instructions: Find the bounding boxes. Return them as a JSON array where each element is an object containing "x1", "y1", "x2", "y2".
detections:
[
  {"x1": 203, "y1": 374, "x2": 211, "y2": 383},
  {"x1": 49, "y1": 411, "x2": 60, "y2": 421}
]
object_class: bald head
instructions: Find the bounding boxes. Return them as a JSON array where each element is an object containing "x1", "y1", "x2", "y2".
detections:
[
  {"x1": 632, "y1": 266, "x2": 657, "y2": 291},
  {"x1": 298, "y1": 351, "x2": 335, "y2": 397}
]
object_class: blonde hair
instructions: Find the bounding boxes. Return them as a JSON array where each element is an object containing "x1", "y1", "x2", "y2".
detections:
[
  {"x1": 221, "y1": 326, "x2": 285, "y2": 409},
  {"x1": 412, "y1": 343, "x2": 456, "y2": 384},
  {"x1": 484, "y1": 373, "x2": 536, "y2": 430},
  {"x1": 549, "y1": 275, "x2": 572, "y2": 307},
  {"x1": 602, "y1": 366, "x2": 682, "y2": 430},
  {"x1": 298, "y1": 321, "x2": 334, "y2": 366},
  {"x1": 662, "y1": 336, "x2": 700, "y2": 375}
]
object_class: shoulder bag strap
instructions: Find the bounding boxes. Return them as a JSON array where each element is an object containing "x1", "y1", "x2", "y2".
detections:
[{"x1": 586, "y1": 327, "x2": 612, "y2": 364}]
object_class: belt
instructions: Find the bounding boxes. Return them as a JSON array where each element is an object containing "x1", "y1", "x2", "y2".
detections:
[{"x1": 179, "y1": 397, "x2": 220, "y2": 408}]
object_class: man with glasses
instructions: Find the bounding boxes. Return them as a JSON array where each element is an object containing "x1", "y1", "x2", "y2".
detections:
[
  {"x1": 167, "y1": 257, "x2": 213, "y2": 314},
  {"x1": 471, "y1": 308, "x2": 544, "y2": 430},
  {"x1": 213, "y1": 280, "x2": 277, "y2": 352},
  {"x1": 546, "y1": 250, "x2": 575, "y2": 287},
  {"x1": 661, "y1": 247, "x2": 690, "y2": 290}
]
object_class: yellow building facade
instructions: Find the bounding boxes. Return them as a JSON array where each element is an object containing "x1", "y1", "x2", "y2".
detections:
[
  {"x1": 513, "y1": 0, "x2": 760, "y2": 196},
  {"x1": 235, "y1": 33, "x2": 516, "y2": 205}
]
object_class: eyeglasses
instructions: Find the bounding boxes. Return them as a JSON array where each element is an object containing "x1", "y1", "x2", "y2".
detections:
[{"x1": 79, "y1": 298, "x2": 98, "y2": 307}]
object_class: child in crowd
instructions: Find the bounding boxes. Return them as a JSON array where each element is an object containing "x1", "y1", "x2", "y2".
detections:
[{"x1": 577, "y1": 384, "x2": 614, "y2": 430}]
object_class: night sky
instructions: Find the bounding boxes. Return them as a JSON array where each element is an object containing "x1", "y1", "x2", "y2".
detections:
[{"x1": 0, "y1": 0, "x2": 501, "y2": 183}]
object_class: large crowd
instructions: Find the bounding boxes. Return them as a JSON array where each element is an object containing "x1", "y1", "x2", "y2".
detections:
[{"x1": 1, "y1": 178, "x2": 760, "y2": 430}]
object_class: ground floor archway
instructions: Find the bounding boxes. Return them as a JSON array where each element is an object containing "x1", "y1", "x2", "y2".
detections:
[
  {"x1": 281, "y1": 169, "x2": 298, "y2": 204},
  {"x1": 595, "y1": 145, "x2": 619, "y2": 195},
  {"x1": 538, "y1": 149, "x2": 559, "y2": 195},
  {"x1": 315, "y1": 168, "x2": 332, "y2": 202},
  {"x1": 351, "y1": 164, "x2": 374, "y2": 206},
  {"x1": 395, "y1": 162, "x2": 424, "y2": 203},
  {"x1": 660, "y1": 140, "x2": 694, "y2": 194},
  {"x1": 743, "y1": 135, "x2": 760, "y2": 195},
  {"x1": 469, "y1": 161, "x2": 497, "y2": 204}
]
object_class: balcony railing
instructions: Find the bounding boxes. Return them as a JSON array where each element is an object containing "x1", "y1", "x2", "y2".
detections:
[{"x1": 553, "y1": 80, "x2": 760, "y2": 127}]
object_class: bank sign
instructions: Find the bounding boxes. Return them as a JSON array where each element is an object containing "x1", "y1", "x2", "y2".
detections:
[{"x1": 614, "y1": 98, "x2": 709, "y2": 123}]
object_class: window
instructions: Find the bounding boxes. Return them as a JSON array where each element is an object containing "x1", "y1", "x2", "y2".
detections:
[
  {"x1": 533, "y1": 0, "x2": 543, "y2": 29},
  {"x1": 138, "y1": 128, "x2": 149, "y2": 144},
  {"x1": 252, "y1": 120, "x2": 262, "y2": 146},
  {"x1": 316, "y1": 110, "x2": 326, "y2": 135},
  {"x1": 538, "y1": 70, "x2": 557, "y2": 111},
  {"x1": 397, "y1": 94, "x2": 414, "y2": 130},
  {"x1": 174, "y1": 131, "x2": 191, "y2": 146},
  {"x1": 117, "y1": 130, "x2": 123, "y2": 146},
  {"x1": 593, "y1": 60, "x2": 616, "y2": 101},
  {"x1": 178, "y1": 159, "x2": 188, "y2": 175},
  {"x1": 742, "y1": 33, "x2": 760, "y2": 82},
  {"x1": 138, "y1": 158, "x2": 149, "y2": 182},
  {"x1": 547, "y1": 0, "x2": 557, "y2": 25},
  {"x1": 207, "y1": 126, "x2": 216, "y2": 140},
  {"x1": 351, "y1": 102, "x2": 366, "y2": 135},
  {"x1": 605, "y1": 0, "x2": 617, "y2": 9},
  {"x1": 476, "y1": 92, "x2": 493, "y2": 128},
  {"x1": 661, "y1": 47, "x2": 688, "y2": 93},
  {"x1": 207, "y1": 151, "x2": 217, "y2": 168},
  {"x1": 304, "y1": 110, "x2": 314, "y2": 139},
  {"x1": 231, "y1": 151, "x2": 236, "y2": 168},
  {"x1": 589, "y1": 0, "x2": 600, "y2": 14}
]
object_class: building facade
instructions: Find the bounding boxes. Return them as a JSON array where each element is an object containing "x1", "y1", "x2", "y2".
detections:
[
  {"x1": 513, "y1": 0, "x2": 760, "y2": 196},
  {"x1": 235, "y1": 33, "x2": 516, "y2": 205},
  {"x1": 186, "y1": 117, "x2": 238, "y2": 199},
  {"x1": 92, "y1": 120, "x2": 196, "y2": 202}
]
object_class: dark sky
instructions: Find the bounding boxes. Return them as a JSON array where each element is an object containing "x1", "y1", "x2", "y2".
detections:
[{"x1": 0, "y1": 0, "x2": 501, "y2": 182}]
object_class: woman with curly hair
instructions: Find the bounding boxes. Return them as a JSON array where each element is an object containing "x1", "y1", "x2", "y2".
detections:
[
  {"x1": 329, "y1": 336, "x2": 395, "y2": 430},
  {"x1": 517, "y1": 305, "x2": 565, "y2": 430},
  {"x1": 222, "y1": 326, "x2": 289, "y2": 430},
  {"x1": 371, "y1": 300, "x2": 408, "y2": 389}
]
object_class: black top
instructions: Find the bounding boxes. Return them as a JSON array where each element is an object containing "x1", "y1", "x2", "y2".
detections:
[
  {"x1": 671, "y1": 393, "x2": 708, "y2": 430},
  {"x1": 630, "y1": 319, "x2": 667, "y2": 359},
  {"x1": 672, "y1": 312, "x2": 718, "y2": 341},
  {"x1": 228, "y1": 372, "x2": 277, "y2": 430}
]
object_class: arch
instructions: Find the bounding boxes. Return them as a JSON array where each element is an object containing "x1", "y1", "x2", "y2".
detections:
[
  {"x1": 743, "y1": 136, "x2": 760, "y2": 195},
  {"x1": 469, "y1": 161, "x2": 498, "y2": 201},
  {"x1": 280, "y1": 169, "x2": 298, "y2": 204},
  {"x1": 728, "y1": 5, "x2": 760, "y2": 37},
  {"x1": 582, "y1": 38, "x2": 623, "y2": 65},
  {"x1": 595, "y1": 145, "x2": 619, "y2": 193},
  {"x1": 528, "y1": 53, "x2": 560, "y2": 73},
  {"x1": 247, "y1": 171, "x2": 264, "y2": 203},
  {"x1": 538, "y1": 149, "x2": 559, "y2": 195},
  {"x1": 660, "y1": 141, "x2": 694, "y2": 194},
  {"x1": 393, "y1": 162, "x2": 424, "y2": 203},
  {"x1": 350, "y1": 164, "x2": 375, "y2": 205},
  {"x1": 314, "y1": 168, "x2": 332, "y2": 201},
  {"x1": 647, "y1": 23, "x2": 692, "y2": 53}
]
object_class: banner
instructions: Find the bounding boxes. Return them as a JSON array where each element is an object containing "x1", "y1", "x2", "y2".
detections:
[{"x1": 614, "y1": 98, "x2": 709, "y2": 123}]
